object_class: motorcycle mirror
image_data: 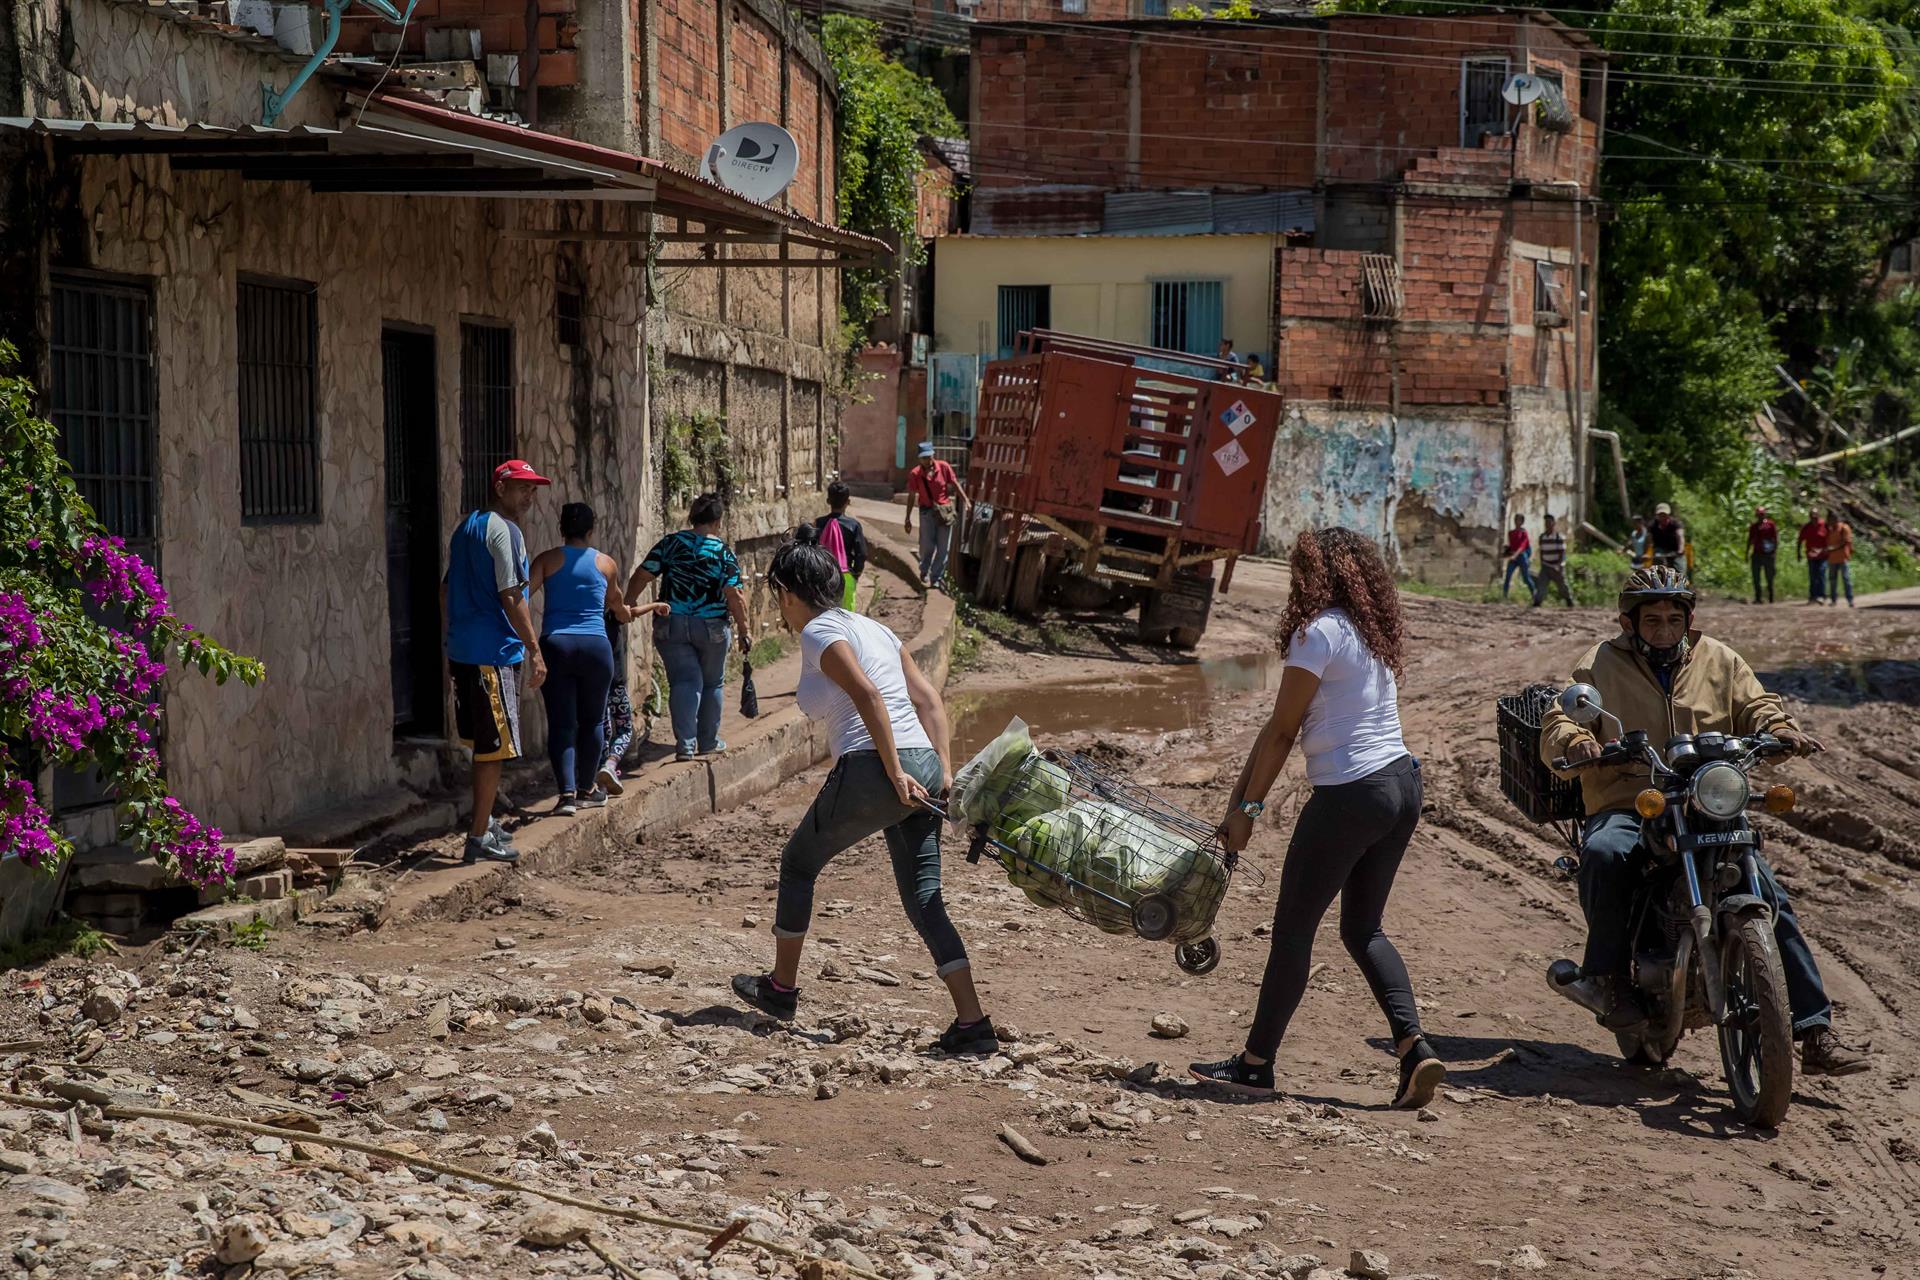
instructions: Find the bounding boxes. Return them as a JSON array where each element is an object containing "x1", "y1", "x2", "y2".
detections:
[{"x1": 1559, "y1": 683, "x2": 1605, "y2": 726}]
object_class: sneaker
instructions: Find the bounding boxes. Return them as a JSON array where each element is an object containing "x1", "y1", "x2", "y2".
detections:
[
  {"x1": 553, "y1": 796, "x2": 579, "y2": 818},
  {"x1": 699, "y1": 740, "x2": 728, "y2": 756},
  {"x1": 731, "y1": 972, "x2": 798, "y2": 1022},
  {"x1": 1392, "y1": 1038, "x2": 1447, "y2": 1110},
  {"x1": 675, "y1": 747, "x2": 698, "y2": 763},
  {"x1": 597, "y1": 764, "x2": 625, "y2": 797},
  {"x1": 1801, "y1": 1027, "x2": 1871, "y2": 1077},
  {"x1": 1187, "y1": 1053, "x2": 1275, "y2": 1097},
  {"x1": 462, "y1": 831, "x2": 520, "y2": 865},
  {"x1": 577, "y1": 788, "x2": 608, "y2": 809},
  {"x1": 487, "y1": 816, "x2": 519, "y2": 850},
  {"x1": 932, "y1": 1015, "x2": 1000, "y2": 1056}
]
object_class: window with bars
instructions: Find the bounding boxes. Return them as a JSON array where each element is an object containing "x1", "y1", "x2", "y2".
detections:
[
  {"x1": 1149, "y1": 279, "x2": 1224, "y2": 356},
  {"x1": 237, "y1": 278, "x2": 319, "y2": 523},
  {"x1": 49, "y1": 273, "x2": 158, "y2": 813},
  {"x1": 1461, "y1": 56, "x2": 1510, "y2": 148},
  {"x1": 996, "y1": 285, "x2": 1050, "y2": 359},
  {"x1": 460, "y1": 322, "x2": 516, "y2": 512}
]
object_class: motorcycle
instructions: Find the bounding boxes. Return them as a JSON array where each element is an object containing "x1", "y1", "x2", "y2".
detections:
[{"x1": 1545, "y1": 683, "x2": 1801, "y2": 1127}]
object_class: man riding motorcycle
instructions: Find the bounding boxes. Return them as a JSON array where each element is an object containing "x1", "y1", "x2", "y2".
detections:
[{"x1": 1539, "y1": 565, "x2": 1870, "y2": 1077}]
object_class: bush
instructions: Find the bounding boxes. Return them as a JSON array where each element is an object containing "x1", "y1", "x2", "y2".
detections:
[{"x1": 1, "y1": 344, "x2": 263, "y2": 883}]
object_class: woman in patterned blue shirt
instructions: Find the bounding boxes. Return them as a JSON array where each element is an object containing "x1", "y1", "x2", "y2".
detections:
[{"x1": 627, "y1": 493, "x2": 753, "y2": 760}]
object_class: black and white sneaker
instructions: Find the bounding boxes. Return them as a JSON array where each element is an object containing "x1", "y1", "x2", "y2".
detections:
[
  {"x1": 487, "y1": 816, "x2": 519, "y2": 850},
  {"x1": 462, "y1": 831, "x2": 520, "y2": 864},
  {"x1": 731, "y1": 973, "x2": 798, "y2": 1021},
  {"x1": 1188, "y1": 1053, "x2": 1275, "y2": 1097},
  {"x1": 1392, "y1": 1038, "x2": 1447, "y2": 1110},
  {"x1": 553, "y1": 796, "x2": 579, "y2": 817},
  {"x1": 596, "y1": 765, "x2": 625, "y2": 797},
  {"x1": 932, "y1": 1016, "x2": 999, "y2": 1056},
  {"x1": 577, "y1": 788, "x2": 608, "y2": 810}
]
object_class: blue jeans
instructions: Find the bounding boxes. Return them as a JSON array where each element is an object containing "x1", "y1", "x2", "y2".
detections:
[
  {"x1": 655, "y1": 614, "x2": 731, "y2": 754},
  {"x1": 1807, "y1": 556, "x2": 1827, "y2": 602},
  {"x1": 1579, "y1": 809, "x2": 1832, "y2": 1035},
  {"x1": 539, "y1": 632, "x2": 615, "y2": 794},
  {"x1": 917, "y1": 514, "x2": 952, "y2": 588},
  {"x1": 1503, "y1": 552, "x2": 1535, "y2": 599},
  {"x1": 1827, "y1": 560, "x2": 1854, "y2": 604},
  {"x1": 772, "y1": 748, "x2": 969, "y2": 974}
]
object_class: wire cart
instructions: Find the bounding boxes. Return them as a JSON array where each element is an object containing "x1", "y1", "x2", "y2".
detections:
[{"x1": 952, "y1": 748, "x2": 1253, "y2": 975}]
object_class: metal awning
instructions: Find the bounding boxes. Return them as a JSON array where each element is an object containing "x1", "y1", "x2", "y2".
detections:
[{"x1": 0, "y1": 105, "x2": 886, "y2": 266}]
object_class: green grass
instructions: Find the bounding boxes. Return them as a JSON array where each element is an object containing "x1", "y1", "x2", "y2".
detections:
[
  {"x1": 950, "y1": 625, "x2": 985, "y2": 672},
  {"x1": 230, "y1": 917, "x2": 273, "y2": 950},
  {"x1": 0, "y1": 917, "x2": 114, "y2": 969},
  {"x1": 746, "y1": 633, "x2": 786, "y2": 667}
]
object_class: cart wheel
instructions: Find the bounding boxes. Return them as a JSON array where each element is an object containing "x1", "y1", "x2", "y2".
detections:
[
  {"x1": 1175, "y1": 938, "x2": 1221, "y2": 975},
  {"x1": 1132, "y1": 894, "x2": 1176, "y2": 942}
]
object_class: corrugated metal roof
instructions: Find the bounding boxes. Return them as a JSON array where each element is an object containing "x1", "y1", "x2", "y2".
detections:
[
  {"x1": 1214, "y1": 189, "x2": 1316, "y2": 234},
  {"x1": 969, "y1": 186, "x2": 1317, "y2": 237},
  {"x1": 1103, "y1": 190, "x2": 1213, "y2": 236}
]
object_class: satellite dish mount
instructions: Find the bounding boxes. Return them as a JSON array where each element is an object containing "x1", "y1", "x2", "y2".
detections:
[{"x1": 698, "y1": 122, "x2": 801, "y2": 204}]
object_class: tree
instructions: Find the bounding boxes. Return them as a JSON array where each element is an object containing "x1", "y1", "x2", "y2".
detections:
[
  {"x1": 821, "y1": 16, "x2": 961, "y2": 339},
  {"x1": 0, "y1": 345, "x2": 263, "y2": 883}
]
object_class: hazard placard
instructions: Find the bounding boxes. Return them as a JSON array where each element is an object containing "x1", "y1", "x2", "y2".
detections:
[
  {"x1": 1213, "y1": 438, "x2": 1250, "y2": 476},
  {"x1": 1220, "y1": 400, "x2": 1256, "y2": 436}
]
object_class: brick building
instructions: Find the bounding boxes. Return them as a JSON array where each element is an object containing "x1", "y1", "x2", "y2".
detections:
[{"x1": 955, "y1": 9, "x2": 1605, "y2": 578}]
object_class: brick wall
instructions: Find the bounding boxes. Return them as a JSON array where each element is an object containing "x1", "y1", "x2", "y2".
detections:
[
  {"x1": 972, "y1": 13, "x2": 1602, "y2": 196},
  {"x1": 656, "y1": 0, "x2": 722, "y2": 160}
]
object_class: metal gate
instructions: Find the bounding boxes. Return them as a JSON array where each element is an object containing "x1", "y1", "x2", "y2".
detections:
[
  {"x1": 382, "y1": 329, "x2": 443, "y2": 736},
  {"x1": 996, "y1": 286, "x2": 1050, "y2": 359},
  {"x1": 48, "y1": 273, "x2": 157, "y2": 812},
  {"x1": 459, "y1": 321, "x2": 515, "y2": 513}
]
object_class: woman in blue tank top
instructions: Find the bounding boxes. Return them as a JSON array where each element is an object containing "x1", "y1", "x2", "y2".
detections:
[{"x1": 531, "y1": 503, "x2": 665, "y2": 814}]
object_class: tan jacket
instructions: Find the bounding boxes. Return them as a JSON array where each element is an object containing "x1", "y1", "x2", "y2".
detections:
[{"x1": 1539, "y1": 632, "x2": 1798, "y2": 817}]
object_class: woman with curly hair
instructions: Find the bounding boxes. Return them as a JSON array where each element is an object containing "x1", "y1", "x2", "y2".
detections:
[{"x1": 1189, "y1": 527, "x2": 1445, "y2": 1108}]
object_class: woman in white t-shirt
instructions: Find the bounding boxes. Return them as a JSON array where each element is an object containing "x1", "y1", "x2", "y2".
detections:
[
  {"x1": 1189, "y1": 527, "x2": 1446, "y2": 1109},
  {"x1": 731, "y1": 525, "x2": 995, "y2": 1054}
]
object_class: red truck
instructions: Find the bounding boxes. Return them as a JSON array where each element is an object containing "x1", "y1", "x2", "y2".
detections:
[{"x1": 958, "y1": 330, "x2": 1281, "y2": 648}]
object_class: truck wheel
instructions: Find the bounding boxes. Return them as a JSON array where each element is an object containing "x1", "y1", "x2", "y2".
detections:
[{"x1": 1167, "y1": 625, "x2": 1204, "y2": 650}]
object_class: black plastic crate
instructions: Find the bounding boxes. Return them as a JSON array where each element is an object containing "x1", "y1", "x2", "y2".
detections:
[{"x1": 1497, "y1": 684, "x2": 1583, "y2": 823}]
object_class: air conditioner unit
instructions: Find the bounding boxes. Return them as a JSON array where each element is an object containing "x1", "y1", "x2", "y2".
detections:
[
  {"x1": 1062, "y1": 0, "x2": 1087, "y2": 12},
  {"x1": 954, "y1": 0, "x2": 976, "y2": 17}
]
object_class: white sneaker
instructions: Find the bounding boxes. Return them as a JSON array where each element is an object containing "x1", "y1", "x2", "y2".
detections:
[{"x1": 597, "y1": 764, "x2": 624, "y2": 796}]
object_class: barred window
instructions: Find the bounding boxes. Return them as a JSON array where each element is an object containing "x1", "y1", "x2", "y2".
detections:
[
  {"x1": 460, "y1": 322, "x2": 516, "y2": 513},
  {"x1": 237, "y1": 278, "x2": 319, "y2": 522}
]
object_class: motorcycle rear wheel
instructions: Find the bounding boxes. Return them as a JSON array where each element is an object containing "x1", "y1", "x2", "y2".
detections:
[{"x1": 1717, "y1": 916, "x2": 1794, "y2": 1128}]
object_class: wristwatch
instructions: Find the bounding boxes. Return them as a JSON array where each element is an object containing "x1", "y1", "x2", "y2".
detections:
[{"x1": 1237, "y1": 800, "x2": 1265, "y2": 819}]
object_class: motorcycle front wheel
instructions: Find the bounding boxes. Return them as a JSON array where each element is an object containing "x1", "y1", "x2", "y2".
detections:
[{"x1": 1717, "y1": 916, "x2": 1794, "y2": 1128}]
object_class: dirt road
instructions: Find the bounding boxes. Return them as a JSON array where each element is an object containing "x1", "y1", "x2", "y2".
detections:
[{"x1": 6, "y1": 570, "x2": 1919, "y2": 1280}]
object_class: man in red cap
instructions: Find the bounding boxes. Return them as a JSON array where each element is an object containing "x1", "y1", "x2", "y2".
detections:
[
  {"x1": 442, "y1": 460, "x2": 550, "y2": 863},
  {"x1": 1746, "y1": 504, "x2": 1779, "y2": 604}
]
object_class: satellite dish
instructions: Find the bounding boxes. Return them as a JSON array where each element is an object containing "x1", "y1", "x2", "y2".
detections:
[
  {"x1": 698, "y1": 122, "x2": 799, "y2": 203},
  {"x1": 1502, "y1": 74, "x2": 1545, "y2": 106}
]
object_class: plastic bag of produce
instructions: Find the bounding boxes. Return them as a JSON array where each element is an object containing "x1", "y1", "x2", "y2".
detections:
[
  {"x1": 1006, "y1": 800, "x2": 1138, "y2": 934},
  {"x1": 951, "y1": 720, "x2": 1073, "y2": 828},
  {"x1": 951, "y1": 718, "x2": 1035, "y2": 826},
  {"x1": 1132, "y1": 823, "x2": 1228, "y2": 942}
]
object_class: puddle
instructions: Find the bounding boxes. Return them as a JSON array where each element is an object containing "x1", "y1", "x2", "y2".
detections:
[{"x1": 950, "y1": 649, "x2": 1286, "y2": 758}]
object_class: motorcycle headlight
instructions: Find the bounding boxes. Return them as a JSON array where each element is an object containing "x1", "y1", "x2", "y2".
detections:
[{"x1": 1690, "y1": 762, "x2": 1750, "y2": 820}]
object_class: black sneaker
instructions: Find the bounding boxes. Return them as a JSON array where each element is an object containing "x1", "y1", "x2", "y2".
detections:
[
  {"x1": 1393, "y1": 1038, "x2": 1447, "y2": 1110},
  {"x1": 1188, "y1": 1053, "x2": 1275, "y2": 1097},
  {"x1": 488, "y1": 816, "x2": 519, "y2": 850},
  {"x1": 731, "y1": 973, "x2": 798, "y2": 1022},
  {"x1": 462, "y1": 831, "x2": 520, "y2": 864},
  {"x1": 932, "y1": 1016, "x2": 999, "y2": 1056}
]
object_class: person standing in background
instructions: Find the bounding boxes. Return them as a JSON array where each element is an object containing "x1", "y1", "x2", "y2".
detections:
[
  {"x1": 1626, "y1": 514, "x2": 1649, "y2": 567},
  {"x1": 530, "y1": 503, "x2": 662, "y2": 816},
  {"x1": 597, "y1": 608, "x2": 636, "y2": 796},
  {"x1": 1531, "y1": 514, "x2": 1575, "y2": 607},
  {"x1": 1502, "y1": 513, "x2": 1535, "y2": 602},
  {"x1": 1797, "y1": 511, "x2": 1830, "y2": 605},
  {"x1": 1647, "y1": 503, "x2": 1685, "y2": 571},
  {"x1": 1825, "y1": 508, "x2": 1856, "y2": 608},
  {"x1": 1746, "y1": 505, "x2": 1779, "y2": 604},
  {"x1": 815, "y1": 480, "x2": 869, "y2": 611},
  {"x1": 904, "y1": 443, "x2": 970, "y2": 592},
  {"x1": 628, "y1": 493, "x2": 753, "y2": 761},
  {"x1": 443, "y1": 460, "x2": 550, "y2": 865}
]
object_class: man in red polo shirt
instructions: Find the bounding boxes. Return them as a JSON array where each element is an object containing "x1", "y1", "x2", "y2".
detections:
[
  {"x1": 904, "y1": 441, "x2": 971, "y2": 591},
  {"x1": 1796, "y1": 511, "x2": 1829, "y2": 605}
]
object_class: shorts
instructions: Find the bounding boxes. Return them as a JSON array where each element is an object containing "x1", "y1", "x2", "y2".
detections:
[{"x1": 451, "y1": 661, "x2": 523, "y2": 762}]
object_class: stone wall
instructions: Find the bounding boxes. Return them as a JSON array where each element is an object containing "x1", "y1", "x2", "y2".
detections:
[{"x1": 54, "y1": 152, "x2": 655, "y2": 835}]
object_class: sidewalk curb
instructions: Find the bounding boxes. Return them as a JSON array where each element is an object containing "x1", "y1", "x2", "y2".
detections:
[{"x1": 391, "y1": 587, "x2": 958, "y2": 922}]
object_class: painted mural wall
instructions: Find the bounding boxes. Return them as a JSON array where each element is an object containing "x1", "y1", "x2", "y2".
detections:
[{"x1": 1261, "y1": 404, "x2": 1507, "y2": 581}]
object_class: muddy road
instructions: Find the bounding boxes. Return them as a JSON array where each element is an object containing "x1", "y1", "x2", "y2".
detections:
[{"x1": 6, "y1": 573, "x2": 1920, "y2": 1280}]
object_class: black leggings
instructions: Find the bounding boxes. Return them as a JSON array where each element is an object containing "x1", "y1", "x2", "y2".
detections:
[{"x1": 1246, "y1": 754, "x2": 1424, "y2": 1059}]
